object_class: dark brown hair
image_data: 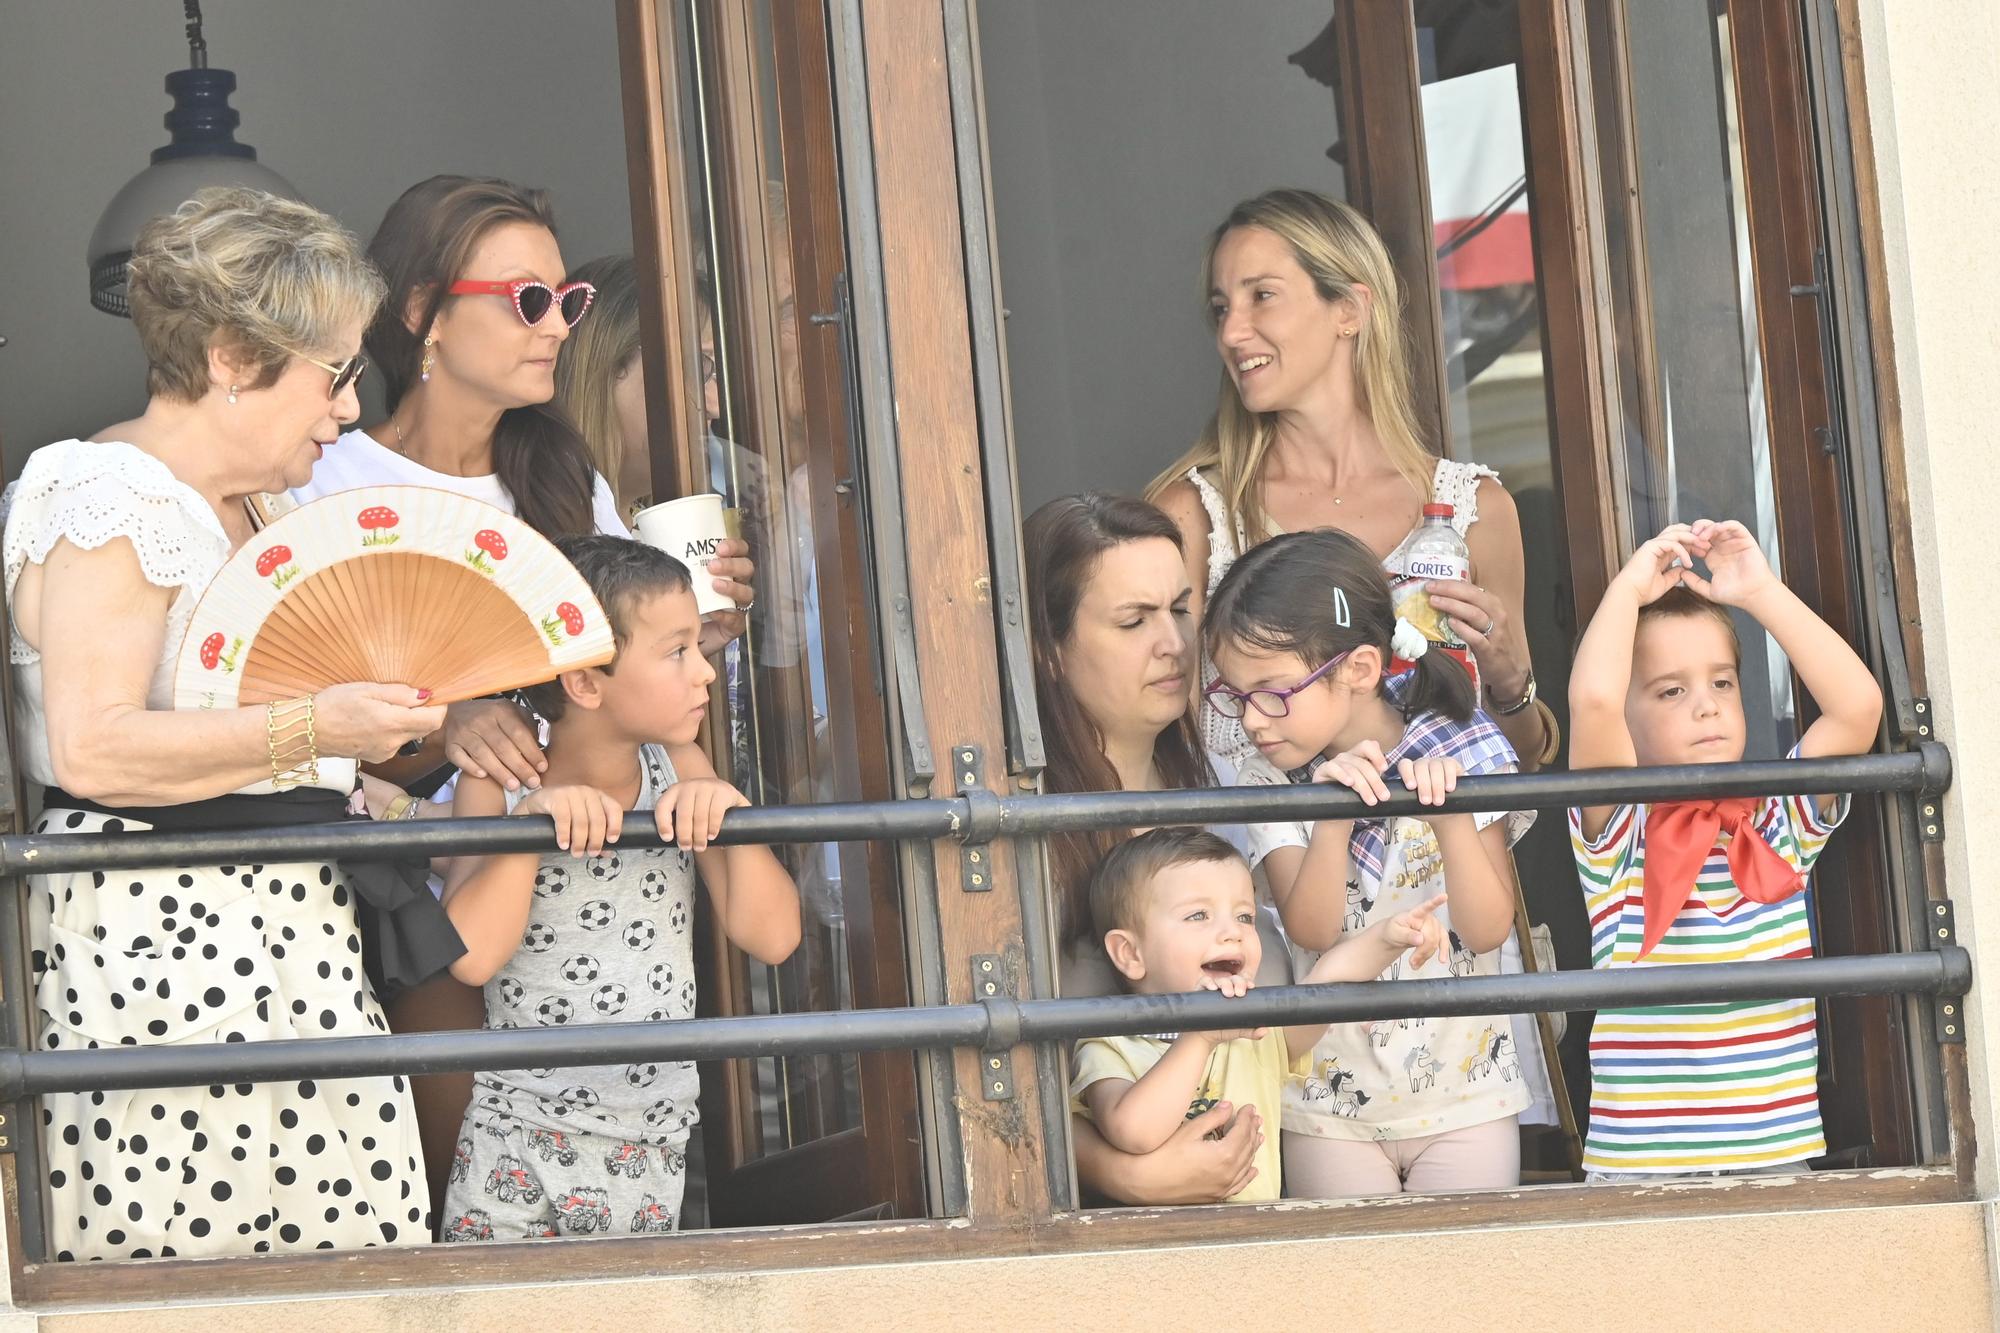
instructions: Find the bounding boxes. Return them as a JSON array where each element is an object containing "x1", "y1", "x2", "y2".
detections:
[
  {"x1": 520, "y1": 535, "x2": 691, "y2": 724},
  {"x1": 1204, "y1": 527, "x2": 1476, "y2": 724},
  {"x1": 366, "y1": 175, "x2": 599, "y2": 538},
  {"x1": 1088, "y1": 827, "x2": 1245, "y2": 944},
  {"x1": 1024, "y1": 493, "x2": 1213, "y2": 944},
  {"x1": 1638, "y1": 584, "x2": 1743, "y2": 667}
]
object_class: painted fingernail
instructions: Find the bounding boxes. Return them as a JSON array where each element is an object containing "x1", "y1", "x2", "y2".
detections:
[{"x1": 416, "y1": 689, "x2": 433, "y2": 701}]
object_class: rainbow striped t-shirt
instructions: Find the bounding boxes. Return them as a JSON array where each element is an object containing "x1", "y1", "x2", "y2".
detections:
[{"x1": 1567, "y1": 757, "x2": 1848, "y2": 1174}]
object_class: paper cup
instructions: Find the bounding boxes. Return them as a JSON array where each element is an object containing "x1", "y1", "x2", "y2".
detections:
[{"x1": 634, "y1": 493, "x2": 735, "y2": 616}]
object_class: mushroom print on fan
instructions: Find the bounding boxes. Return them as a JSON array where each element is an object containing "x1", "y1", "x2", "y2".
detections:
[{"x1": 173, "y1": 485, "x2": 616, "y2": 709}]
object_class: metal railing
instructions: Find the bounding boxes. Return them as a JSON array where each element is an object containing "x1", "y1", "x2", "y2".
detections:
[
  {"x1": 0, "y1": 953, "x2": 1964, "y2": 1100},
  {"x1": 0, "y1": 745, "x2": 1960, "y2": 1105},
  {"x1": 0, "y1": 747, "x2": 1947, "y2": 874}
]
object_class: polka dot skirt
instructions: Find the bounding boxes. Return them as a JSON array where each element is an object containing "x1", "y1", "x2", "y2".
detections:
[{"x1": 31, "y1": 808, "x2": 430, "y2": 1261}]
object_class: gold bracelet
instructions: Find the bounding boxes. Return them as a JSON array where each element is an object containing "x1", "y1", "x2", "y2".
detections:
[
  {"x1": 268, "y1": 694, "x2": 320, "y2": 789},
  {"x1": 379, "y1": 794, "x2": 414, "y2": 822},
  {"x1": 1531, "y1": 697, "x2": 1562, "y2": 768}
]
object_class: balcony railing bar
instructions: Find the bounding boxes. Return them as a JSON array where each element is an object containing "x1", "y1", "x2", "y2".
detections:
[
  {"x1": 0, "y1": 749, "x2": 1948, "y2": 876},
  {"x1": 0, "y1": 949, "x2": 1966, "y2": 1101}
]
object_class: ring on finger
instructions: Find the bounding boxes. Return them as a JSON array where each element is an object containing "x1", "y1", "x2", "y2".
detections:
[{"x1": 1481, "y1": 617, "x2": 1496, "y2": 636}]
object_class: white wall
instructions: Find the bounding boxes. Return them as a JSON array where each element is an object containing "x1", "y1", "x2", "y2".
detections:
[
  {"x1": 976, "y1": 0, "x2": 1348, "y2": 509},
  {"x1": 0, "y1": 0, "x2": 633, "y2": 473},
  {"x1": 1857, "y1": 0, "x2": 2000, "y2": 1202}
]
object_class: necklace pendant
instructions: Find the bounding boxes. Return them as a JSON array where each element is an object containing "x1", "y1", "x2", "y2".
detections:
[{"x1": 1333, "y1": 496, "x2": 1343, "y2": 505}]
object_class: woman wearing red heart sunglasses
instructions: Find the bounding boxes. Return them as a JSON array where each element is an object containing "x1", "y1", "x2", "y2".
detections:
[
  {"x1": 284, "y1": 176, "x2": 756, "y2": 1218},
  {"x1": 294, "y1": 175, "x2": 757, "y2": 790}
]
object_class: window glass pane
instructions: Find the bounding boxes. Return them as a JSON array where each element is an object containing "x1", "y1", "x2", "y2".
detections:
[
  {"x1": 978, "y1": 0, "x2": 1349, "y2": 510},
  {"x1": 1414, "y1": 0, "x2": 1585, "y2": 1177},
  {"x1": 1614, "y1": 0, "x2": 1797, "y2": 752},
  {"x1": 683, "y1": 0, "x2": 866, "y2": 1178}
]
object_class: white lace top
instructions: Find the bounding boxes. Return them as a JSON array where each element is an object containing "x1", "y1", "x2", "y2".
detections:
[
  {"x1": 2, "y1": 440, "x2": 351, "y2": 794},
  {"x1": 1188, "y1": 457, "x2": 1499, "y2": 765}
]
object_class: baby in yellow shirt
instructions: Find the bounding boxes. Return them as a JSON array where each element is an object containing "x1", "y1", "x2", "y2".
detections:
[{"x1": 1072, "y1": 827, "x2": 1445, "y2": 1201}]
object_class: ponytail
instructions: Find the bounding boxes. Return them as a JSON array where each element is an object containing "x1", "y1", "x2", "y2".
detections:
[{"x1": 1399, "y1": 644, "x2": 1476, "y2": 722}]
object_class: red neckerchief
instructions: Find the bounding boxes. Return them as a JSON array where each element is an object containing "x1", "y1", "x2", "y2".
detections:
[{"x1": 1638, "y1": 799, "x2": 1801, "y2": 960}]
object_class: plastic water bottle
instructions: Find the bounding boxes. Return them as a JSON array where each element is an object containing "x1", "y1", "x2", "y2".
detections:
[{"x1": 1388, "y1": 503, "x2": 1470, "y2": 647}]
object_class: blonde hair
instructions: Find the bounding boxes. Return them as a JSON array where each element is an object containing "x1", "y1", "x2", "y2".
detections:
[
  {"x1": 126, "y1": 187, "x2": 385, "y2": 402},
  {"x1": 1147, "y1": 188, "x2": 1436, "y2": 546},
  {"x1": 552, "y1": 253, "x2": 644, "y2": 494}
]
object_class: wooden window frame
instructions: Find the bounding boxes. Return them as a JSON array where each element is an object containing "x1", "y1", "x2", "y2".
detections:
[
  {"x1": 675, "y1": 0, "x2": 927, "y2": 1226},
  {"x1": 4, "y1": 1166, "x2": 1965, "y2": 1307},
  {"x1": 1346, "y1": 1, "x2": 1625, "y2": 638},
  {"x1": 0, "y1": 0, "x2": 1977, "y2": 1307}
]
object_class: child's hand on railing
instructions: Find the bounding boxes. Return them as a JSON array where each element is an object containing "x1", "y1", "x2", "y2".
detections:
[
  {"x1": 515, "y1": 784, "x2": 624, "y2": 857},
  {"x1": 1194, "y1": 970, "x2": 1267, "y2": 1045},
  {"x1": 655, "y1": 778, "x2": 752, "y2": 853},
  {"x1": 1396, "y1": 755, "x2": 1462, "y2": 806},
  {"x1": 1380, "y1": 892, "x2": 1449, "y2": 970},
  {"x1": 1312, "y1": 740, "x2": 1393, "y2": 806}
]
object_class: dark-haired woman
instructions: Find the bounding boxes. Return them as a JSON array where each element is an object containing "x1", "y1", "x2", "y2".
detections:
[
  {"x1": 286, "y1": 176, "x2": 758, "y2": 1217},
  {"x1": 1025, "y1": 492, "x2": 1278, "y2": 1204},
  {"x1": 1205, "y1": 527, "x2": 1534, "y2": 1198},
  {"x1": 292, "y1": 176, "x2": 754, "y2": 791}
]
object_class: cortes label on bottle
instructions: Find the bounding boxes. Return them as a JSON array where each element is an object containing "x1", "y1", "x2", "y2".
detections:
[{"x1": 1404, "y1": 556, "x2": 1468, "y2": 581}]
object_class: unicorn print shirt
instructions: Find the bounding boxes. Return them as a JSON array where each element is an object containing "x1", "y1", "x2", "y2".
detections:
[{"x1": 1236, "y1": 686, "x2": 1534, "y2": 1142}]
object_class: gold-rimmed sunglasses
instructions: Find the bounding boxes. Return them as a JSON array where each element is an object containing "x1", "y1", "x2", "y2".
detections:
[{"x1": 278, "y1": 344, "x2": 367, "y2": 397}]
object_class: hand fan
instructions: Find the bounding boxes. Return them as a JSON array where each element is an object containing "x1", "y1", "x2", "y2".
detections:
[{"x1": 174, "y1": 485, "x2": 616, "y2": 710}]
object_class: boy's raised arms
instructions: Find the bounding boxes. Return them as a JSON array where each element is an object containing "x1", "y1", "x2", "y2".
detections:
[{"x1": 1568, "y1": 524, "x2": 1700, "y2": 840}]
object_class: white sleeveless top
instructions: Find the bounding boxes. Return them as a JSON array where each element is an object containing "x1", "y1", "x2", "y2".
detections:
[
  {"x1": 2, "y1": 439, "x2": 353, "y2": 794},
  {"x1": 1187, "y1": 456, "x2": 1560, "y2": 1128},
  {"x1": 289, "y1": 428, "x2": 631, "y2": 537},
  {"x1": 1187, "y1": 456, "x2": 1499, "y2": 765}
]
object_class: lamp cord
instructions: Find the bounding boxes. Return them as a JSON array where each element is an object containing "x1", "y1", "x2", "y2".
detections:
[{"x1": 183, "y1": 0, "x2": 207, "y2": 69}]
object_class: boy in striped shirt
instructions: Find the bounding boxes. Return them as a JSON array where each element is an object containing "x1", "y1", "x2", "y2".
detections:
[{"x1": 1567, "y1": 519, "x2": 1882, "y2": 1179}]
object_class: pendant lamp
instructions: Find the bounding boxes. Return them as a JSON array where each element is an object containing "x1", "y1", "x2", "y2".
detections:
[{"x1": 86, "y1": 1, "x2": 298, "y2": 316}]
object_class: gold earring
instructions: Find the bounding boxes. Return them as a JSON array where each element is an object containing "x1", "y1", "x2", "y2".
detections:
[
  {"x1": 227, "y1": 384, "x2": 239, "y2": 404},
  {"x1": 1341, "y1": 328, "x2": 1357, "y2": 339},
  {"x1": 420, "y1": 334, "x2": 436, "y2": 383}
]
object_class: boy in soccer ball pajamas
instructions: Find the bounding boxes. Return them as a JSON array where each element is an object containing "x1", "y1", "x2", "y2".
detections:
[{"x1": 438, "y1": 536, "x2": 800, "y2": 1240}]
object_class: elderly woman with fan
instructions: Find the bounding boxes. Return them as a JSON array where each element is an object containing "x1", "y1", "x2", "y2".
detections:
[{"x1": 1, "y1": 189, "x2": 448, "y2": 1260}]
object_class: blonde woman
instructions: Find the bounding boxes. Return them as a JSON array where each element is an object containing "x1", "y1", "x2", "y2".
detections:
[
  {"x1": 550, "y1": 253, "x2": 653, "y2": 521},
  {"x1": 1149, "y1": 188, "x2": 1554, "y2": 771},
  {"x1": 552, "y1": 253, "x2": 809, "y2": 675},
  {"x1": 2, "y1": 189, "x2": 445, "y2": 1258}
]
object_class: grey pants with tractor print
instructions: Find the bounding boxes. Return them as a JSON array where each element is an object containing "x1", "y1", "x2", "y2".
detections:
[{"x1": 442, "y1": 1114, "x2": 689, "y2": 1241}]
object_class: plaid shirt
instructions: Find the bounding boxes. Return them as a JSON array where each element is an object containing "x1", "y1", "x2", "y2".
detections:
[{"x1": 1242, "y1": 671, "x2": 1529, "y2": 876}]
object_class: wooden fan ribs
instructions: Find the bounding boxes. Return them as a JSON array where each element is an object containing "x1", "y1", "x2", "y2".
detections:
[
  {"x1": 241, "y1": 554, "x2": 551, "y2": 703},
  {"x1": 185, "y1": 485, "x2": 616, "y2": 712}
]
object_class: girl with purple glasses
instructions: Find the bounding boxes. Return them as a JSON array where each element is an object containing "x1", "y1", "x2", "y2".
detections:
[{"x1": 1206, "y1": 527, "x2": 1534, "y2": 1199}]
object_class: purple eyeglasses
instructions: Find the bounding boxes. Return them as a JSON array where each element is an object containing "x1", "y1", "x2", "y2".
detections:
[{"x1": 1203, "y1": 649, "x2": 1354, "y2": 719}]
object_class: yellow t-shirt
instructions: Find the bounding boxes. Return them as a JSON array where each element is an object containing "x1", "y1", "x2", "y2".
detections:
[{"x1": 1070, "y1": 1028, "x2": 1299, "y2": 1202}]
